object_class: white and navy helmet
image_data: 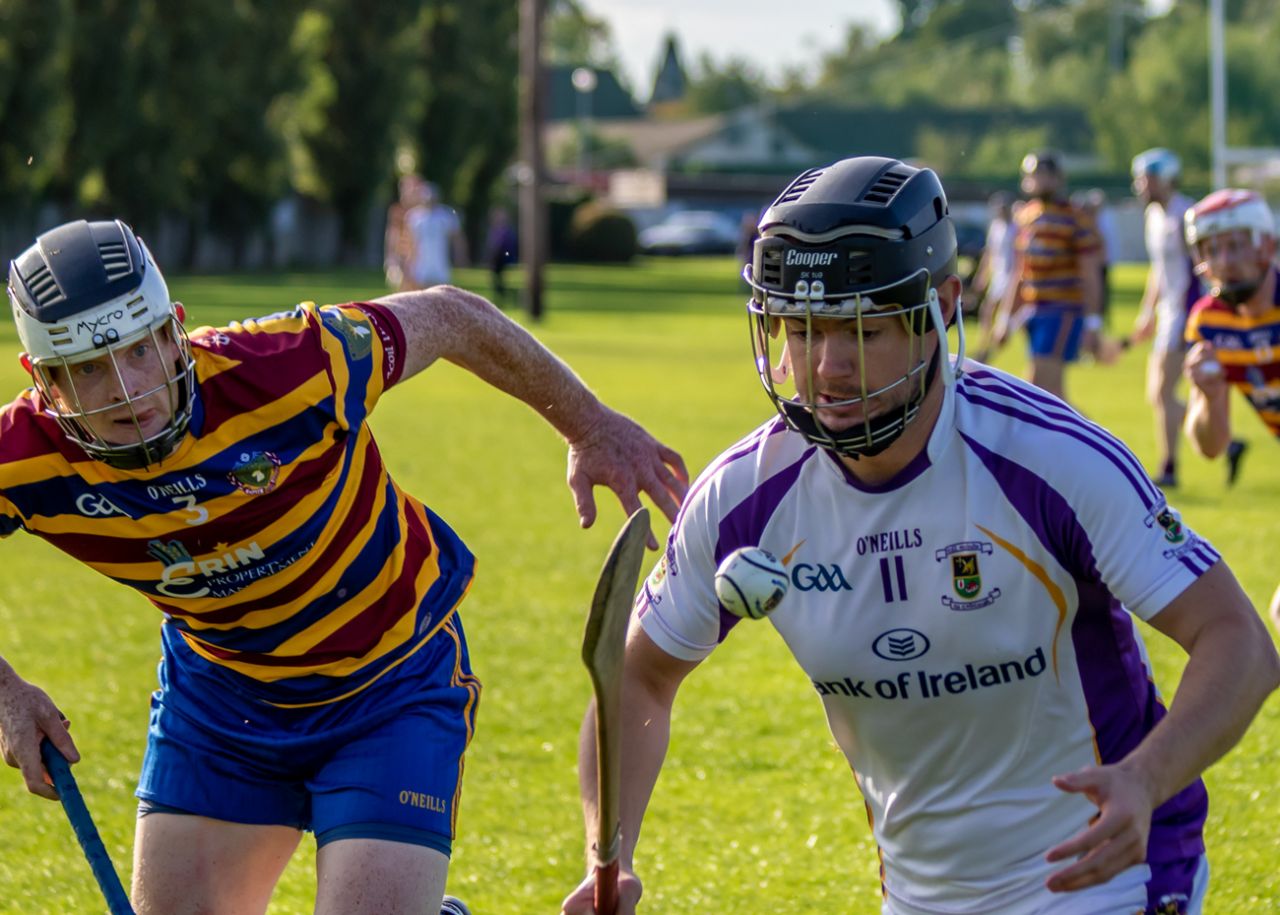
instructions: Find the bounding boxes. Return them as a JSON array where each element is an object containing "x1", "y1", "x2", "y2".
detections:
[
  {"x1": 1131, "y1": 147, "x2": 1181, "y2": 182},
  {"x1": 8, "y1": 219, "x2": 195, "y2": 468},
  {"x1": 743, "y1": 156, "x2": 960, "y2": 459}
]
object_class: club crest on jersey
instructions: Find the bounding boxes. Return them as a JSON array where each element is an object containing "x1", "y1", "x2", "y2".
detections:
[
  {"x1": 1155, "y1": 507, "x2": 1186, "y2": 544},
  {"x1": 229, "y1": 451, "x2": 281, "y2": 495},
  {"x1": 327, "y1": 310, "x2": 374, "y2": 359},
  {"x1": 1152, "y1": 894, "x2": 1189, "y2": 915},
  {"x1": 950, "y1": 553, "x2": 982, "y2": 599},
  {"x1": 934, "y1": 541, "x2": 1000, "y2": 611}
]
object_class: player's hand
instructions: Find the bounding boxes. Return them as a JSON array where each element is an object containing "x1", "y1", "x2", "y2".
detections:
[
  {"x1": 1082, "y1": 328, "x2": 1101, "y2": 360},
  {"x1": 0, "y1": 672, "x2": 78, "y2": 800},
  {"x1": 566, "y1": 407, "x2": 689, "y2": 550},
  {"x1": 1094, "y1": 334, "x2": 1126, "y2": 366},
  {"x1": 1184, "y1": 342, "x2": 1227, "y2": 396},
  {"x1": 560, "y1": 867, "x2": 643, "y2": 914},
  {"x1": 1131, "y1": 312, "x2": 1155, "y2": 344},
  {"x1": 1044, "y1": 763, "x2": 1156, "y2": 893}
]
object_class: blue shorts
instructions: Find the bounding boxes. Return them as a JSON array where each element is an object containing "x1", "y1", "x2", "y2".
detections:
[
  {"x1": 137, "y1": 613, "x2": 480, "y2": 855},
  {"x1": 1025, "y1": 310, "x2": 1085, "y2": 362}
]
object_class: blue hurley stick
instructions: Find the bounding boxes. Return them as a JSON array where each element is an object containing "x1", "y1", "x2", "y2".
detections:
[{"x1": 40, "y1": 740, "x2": 135, "y2": 915}]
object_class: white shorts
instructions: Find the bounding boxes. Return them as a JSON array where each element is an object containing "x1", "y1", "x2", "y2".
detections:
[
  {"x1": 1153, "y1": 304, "x2": 1188, "y2": 355},
  {"x1": 881, "y1": 856, "x2": 1208, "y2": 915}
]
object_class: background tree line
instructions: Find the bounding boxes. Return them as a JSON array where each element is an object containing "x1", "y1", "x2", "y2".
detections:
[{"x1": 2, "y1": 0, "x2": 1279, "y2": 267}]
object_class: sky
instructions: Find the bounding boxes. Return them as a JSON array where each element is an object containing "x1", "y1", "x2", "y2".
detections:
[
  {"x1": 582, "y1": 0, "x2": 900, "y2": 98},
  {"x1": 582, "y1": 0, "x2": 1177, "y2": 101}
]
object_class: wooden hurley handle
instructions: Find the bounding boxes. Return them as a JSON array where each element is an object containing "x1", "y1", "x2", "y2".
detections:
[{"x1": 593, "y1": 859, "x2": 620, "y2": 915}]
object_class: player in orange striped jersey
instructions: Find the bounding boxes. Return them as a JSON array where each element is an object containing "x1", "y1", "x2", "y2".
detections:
[
  {"x1": 1182, "y1": 189, "x2": 1280, "y2": 632},
  {"x1": 993, "y1": 150, "x2": 1105, "y2": 404},
  {"x1": 0, "y1": 219, "x2": 688, "y2": 914}
]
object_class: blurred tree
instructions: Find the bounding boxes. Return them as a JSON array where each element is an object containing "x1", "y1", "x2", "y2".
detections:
[
  {"x1": 0, "y1": 0, "x2": 73, "y2": 213},
  {"x1": 1097, "y1": 2, "x2": 1280, "y2": 186},
  {"x1": 546, "y1": 0, "x2": 620, "y2": 76},
  {"x1": 684, "y1": 54, "x2": 767, "y2": 114},
  {"x1": 412, "y1": 0, "x2": 519, "y2": 261},
  {"x1": 293, "y1": 0, "x2": 424, "y2": 257}
]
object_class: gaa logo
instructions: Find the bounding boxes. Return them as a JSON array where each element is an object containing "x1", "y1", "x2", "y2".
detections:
[
  {"x1": 872, "y1": 628, "x2": 930, "y2": 661},
  {"x1": 75, "y1": 491, "x2": 128, "y2": 518},
  {"x1": 790, "y1": 562, "x2": 852, "y2": 592}
]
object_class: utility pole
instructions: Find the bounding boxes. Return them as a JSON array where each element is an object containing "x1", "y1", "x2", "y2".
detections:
[
  {"x1": 519, "y1": 0, "x2": 548, "y2": 320},
  {"x1": 1209, "y1": 0, "x2": 1227, "y2": 189}
]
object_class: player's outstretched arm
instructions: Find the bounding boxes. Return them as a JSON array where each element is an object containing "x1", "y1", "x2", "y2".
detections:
[
  {"x1": 0, "y1": 656, "x2": 79, "y2": 800},
  {"x1": 561, "y1": 627, "x2": 699, "y2": 915},
  {"x1": 1045, "y1": 562, "x2": 1280, "y2": 893},
  {"x1": 374, "y1": 287, "x2": 689, "y2": 542}
]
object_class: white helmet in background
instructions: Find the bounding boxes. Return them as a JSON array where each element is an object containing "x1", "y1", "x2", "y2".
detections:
[
  {"x1": 7, "y1": 219, "x2": 195, "y2": 468},
  {"x1": 1184, "y1": 188, "x2": 1274, "y2": 248},
  {"x1": 1130, "y1": 148, "x2": 1181, "y2": 181},
  {"x1": 1184, "y1": 189, "x2": 1277, "y2": 306}
]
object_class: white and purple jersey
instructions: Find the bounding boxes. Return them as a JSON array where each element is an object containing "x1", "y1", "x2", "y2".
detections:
[{"x1": 638, "y1": 362, "x2": 1214, "y2": 913}]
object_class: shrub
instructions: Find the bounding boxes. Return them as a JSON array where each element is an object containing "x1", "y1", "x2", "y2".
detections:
[{"x1": 566, "y1": 201, "x2": 637, "y2": 263}]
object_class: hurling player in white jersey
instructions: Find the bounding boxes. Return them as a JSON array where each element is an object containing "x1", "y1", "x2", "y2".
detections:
[
  {"x1": 1130, "y1": 149, "x2": 1197, "y2": 489},
  {"x1": 559, "y1": 157, "x2": 1280, "y2": 915}
]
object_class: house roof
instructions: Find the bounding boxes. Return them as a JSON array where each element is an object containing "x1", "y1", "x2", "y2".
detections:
[
  {"x1": 773, "y1": 101, "x2": 1093, "y2": 162},
  {"x1": 545, "y1": 114, "x2": 727, "y2": 164},
  {"x1": 547, "y1": 65, "x2": 642, "y2": 122}
]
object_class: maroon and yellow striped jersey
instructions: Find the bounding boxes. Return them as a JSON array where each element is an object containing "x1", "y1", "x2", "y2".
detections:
[
  {"x1": 0, "y1": 302, "x2": 475, "y2": 706},
  {"x1": 1012, "y1": 197, "x2": 1100, "y2": 312},
  {"x1": 1185, "y1": 270, "x2": 1280, "y2": 440}
]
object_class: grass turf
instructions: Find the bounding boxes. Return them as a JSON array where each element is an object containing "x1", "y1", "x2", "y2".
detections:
[{"x1": 0, "y1": 258, "x2": 1276, "y2": 913}]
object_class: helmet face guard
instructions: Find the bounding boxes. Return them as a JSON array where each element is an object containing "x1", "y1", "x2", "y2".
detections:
[
  {"x1": 8, "y1": 219, "x2": 195, "y2": 469},
  {"x1": 743, "y1": 157, "x2": 962, "y2": 460},
  {"x1": 29, "y1": 316, "x2": 194, "y2": 469}
]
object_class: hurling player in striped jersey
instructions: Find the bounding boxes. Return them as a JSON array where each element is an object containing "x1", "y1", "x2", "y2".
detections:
[
  {"x1": 561, "y1": 157, "x2": 1278, "y2": 915},
  {"x1": 1182, "y1": 188, "x2": 1280, "y2": 632},
  {"x1": 0, "y1": 219, "x2": 687, "y2": 914}
]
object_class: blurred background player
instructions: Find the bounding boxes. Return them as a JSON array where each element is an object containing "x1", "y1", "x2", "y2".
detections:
[
  {"x1": 0, "y1": 219, "x2": 687, "y2": 915},
  {"x1": 969, "y1": 191, "x2": 1016, "y2": 362},
  {"x1": 1183, "y1": 188, "x2": 1280, "y2": 628},
  {"x1": 1129, "y1": 148, "x2": 1197, "y2": 488},
  {"x1": 1076, "y1": 188, "x2": 1118, "y2": 327},
  {"x1": 559, "y1": 156, "x2": 1279, "y2": 915},
  {"x1": 993, "y1": 149, "x2": 1105, "y2": 403},
  {"x1": 483, "y1": 205, "x2": 518, "y2": 306},
  {"x1": 405, "y1": 181, "x2": 469, "y2": 290},
  {"x1": 384, "y1": 173, "x2": 425, "y2": 291}
]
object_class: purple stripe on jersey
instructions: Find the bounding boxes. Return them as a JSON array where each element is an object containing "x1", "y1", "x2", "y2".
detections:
[
  {"x1": 1147, "y1": 855, "x2": 1202, "y2": 911},
  {"x1": 712, "y1": 445, "x2": 817, "y2": 641},
  {"x1": 959, "y1": 431, "x2": 1207, "y2": 862},
  {"x1": 671, "y1": 418, "x2": 786, "y2": 539},
  {"x1": 959, "y1": 370, "x2": 1161, "y2": 509}
]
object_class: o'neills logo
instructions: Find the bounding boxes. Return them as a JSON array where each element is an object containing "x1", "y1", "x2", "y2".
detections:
[{"x1": 785, "y1": 249, "x2": 839, "y2": 267}]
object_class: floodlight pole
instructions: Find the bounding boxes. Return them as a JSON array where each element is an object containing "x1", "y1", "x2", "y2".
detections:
[
  {"x1": 1209, "y1": 0, "x2": 1227, "y2": 189},
  {"x1": 519, "y1": 0, "x2": 548, "y2": 320}
]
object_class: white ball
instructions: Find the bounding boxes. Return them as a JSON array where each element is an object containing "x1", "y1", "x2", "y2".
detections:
[{"x1": 714, "y1": 547, "x2": 790, "y2": 620}]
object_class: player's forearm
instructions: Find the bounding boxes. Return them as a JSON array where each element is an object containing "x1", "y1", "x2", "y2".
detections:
[
  {"x1": 1079, "y1": 257, "x2": 1102, "y2": 315},
  {"x1": 381, "y1": 286, "x2": 605, "y2": 442},
  {"x1": 1183, "y1": 389, "x2": 1230, "y2": 458},
  {"x1": 578, "y1": 679, "x2": 674, "y2": 872},
  {"x1": 1119, "y1": 612, "x2": 1279, "y2": 807}
]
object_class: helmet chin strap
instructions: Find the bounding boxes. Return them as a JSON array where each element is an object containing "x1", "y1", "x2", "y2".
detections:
[{"x1": 1212, "y1": 280, "x2": 1260, "y2": 307}]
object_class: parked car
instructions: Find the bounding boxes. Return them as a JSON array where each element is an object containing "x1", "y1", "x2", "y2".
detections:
[{"x1": 638, "y1": 210, "x2": 741, "y2": 256}]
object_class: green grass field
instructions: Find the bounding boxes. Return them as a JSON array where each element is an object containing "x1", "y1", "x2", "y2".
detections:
[{"x1": 0, "y1": 259, "x2": 1277, "y2": 913}]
